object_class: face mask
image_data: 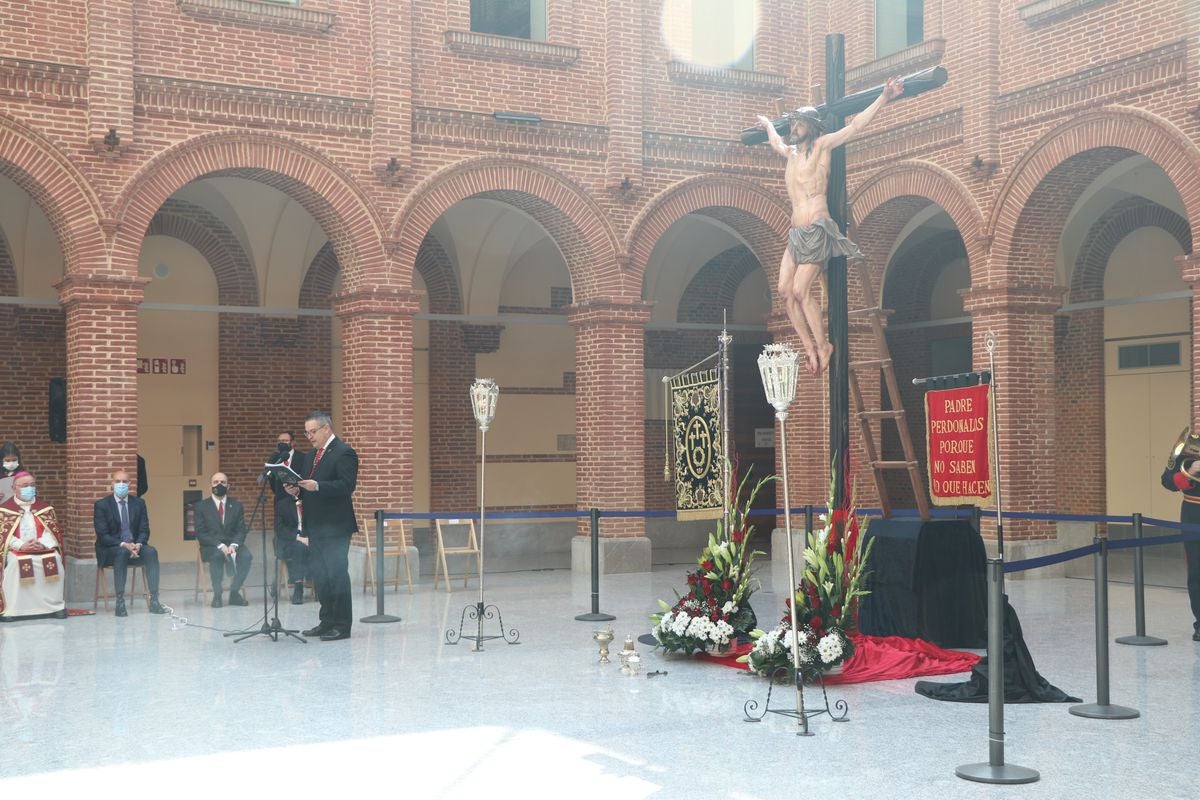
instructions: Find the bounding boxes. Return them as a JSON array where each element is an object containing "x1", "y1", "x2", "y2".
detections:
[
  {"x1": 3, "y1": 460, "x2": 18, "y2": 471},
  {"x1": 277, "y1": 442, "x2": 290, "y2": 453},
  {"x1": 213, "y1": 484, "x2": 228, "y2": 497},
  {"x1": 113, "y1": 482, "x2": 130, "y2": 499},
  {"x1": 17, "y1": 486, "x2": 35, "y2": 502}
]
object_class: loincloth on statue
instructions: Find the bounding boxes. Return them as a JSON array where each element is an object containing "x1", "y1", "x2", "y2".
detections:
[{"x1": 787, "y1": 218, "x2": 864, "y2": 267}]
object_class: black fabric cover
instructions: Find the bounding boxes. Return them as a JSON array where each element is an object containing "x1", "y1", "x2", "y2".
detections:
[
  {"x1": 914, "y1": 598, "x2": 1080, "y2": 703},
  {"x1": 858, "y1": 518, "x2": 986, "y2": 648}
]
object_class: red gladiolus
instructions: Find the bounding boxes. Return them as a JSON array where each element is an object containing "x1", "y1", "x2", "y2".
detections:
[
  {"x1": 732, "y1": 530, "x2": 745, "y2": 544},
  {"x1": 710, "y1": 611, "x2": 718, "y2": 622},
  {"x1": 721, "y1": 579, "x2": 731, "y2": 591},
  {"x1": 686, "y1": 574, "x2": 697, "y2": 585},
  {"x1": 832, "y1": 604, "x2": 842, "y2": 619},
  {"x1": 702, "y1": 560, "x2": 715, "y2": 571},
  {"x1": 810, "y1": 615, "x2": 823, "y2": 631}
]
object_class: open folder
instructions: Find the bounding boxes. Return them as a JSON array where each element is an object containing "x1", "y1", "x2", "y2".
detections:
[{"x1": 263, "y1": 462, "x2": 304, "y2": 486}]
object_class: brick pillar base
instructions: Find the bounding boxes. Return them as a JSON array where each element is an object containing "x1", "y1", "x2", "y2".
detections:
[
  {"x1": 56, "y1": 274, "x2": 147, "y2": 562},
  {"x1": 570, "y1": 299, "x2": 652, "y2": 572},
  {"x1": 962, "y1": 285, "x2": 1063, "y2": 540}
]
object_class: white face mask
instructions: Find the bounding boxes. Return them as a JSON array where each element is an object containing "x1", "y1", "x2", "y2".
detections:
[{"x1": 2, "y1": 461, "x2": 18, "y2": 471}]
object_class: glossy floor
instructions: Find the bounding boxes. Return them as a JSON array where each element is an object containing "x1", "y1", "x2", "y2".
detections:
[{"x1": 1, "y1": 566, "x2": 1196, "y2": 798}]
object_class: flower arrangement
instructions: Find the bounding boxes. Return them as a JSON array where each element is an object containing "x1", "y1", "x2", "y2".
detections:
[
  {"x1": 652, "y1": 468, "x2": 775, "y2": 655},
  {"x1": 739, "y1": 475, "x2": 874, "y2": 680}
]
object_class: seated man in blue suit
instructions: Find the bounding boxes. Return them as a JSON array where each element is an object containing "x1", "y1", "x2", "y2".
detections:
[
  {"x1": 94, "y1": 468, "x2": 167, "y2": 617},
  {"x1": 193, "y1": 471, "x2": 252, "y2": 608}
]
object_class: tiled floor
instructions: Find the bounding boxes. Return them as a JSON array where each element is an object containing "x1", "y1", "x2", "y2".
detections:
[{"x1": 1, "y1": 564, "x2": 1196, "y2": 798}]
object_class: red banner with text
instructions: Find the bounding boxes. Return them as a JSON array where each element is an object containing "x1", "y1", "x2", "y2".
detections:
[{"x1": 924, "y1": 384, "x2": 993, "y2": 506}]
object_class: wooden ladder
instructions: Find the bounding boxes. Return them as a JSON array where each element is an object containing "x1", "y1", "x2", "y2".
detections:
[{"x1": 846, "y1": 258, "x2": 930, "y2": 520}]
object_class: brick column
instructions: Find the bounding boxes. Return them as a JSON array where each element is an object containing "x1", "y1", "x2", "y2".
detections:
[
  {"x1": 55, "y1": 274, "x2": 148, "y2": 585},
  {"x1": 1178, "y1": 253, "x2": 1200, "y2": 428},
  {"x1": 428, "y1": 323, "x2": 497, "y2": 513},
  {"x1": 333, "y1": 288, "x2": 422, "y2": 523},
  {"x1": 961, "y1": 284, "x2": 1064, "y2": 540},
  {"x1": 569, "y1": 299, "x2": 652, "y2": 573}
]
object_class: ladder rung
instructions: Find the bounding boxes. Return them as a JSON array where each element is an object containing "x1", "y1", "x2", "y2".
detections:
[
  {"x1": 858, "y1": 409, "x2": 905, "y2": 420},
  {"x1": 849, "y1": 358, "x2": 892, "y2": 370},
  {"x1": 872, "y1": 460, "x2": 919, "y2": 470},
  {"x1": 848, "y1": 306, "x2": 882, "y2": 317}
]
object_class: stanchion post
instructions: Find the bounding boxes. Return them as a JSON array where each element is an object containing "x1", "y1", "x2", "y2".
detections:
[
  {"x1": 361, "y1": 509, "x2": 402, "y2": 624},
  {"x1": 575, "y1": 508, "x2": 615, "y2": 622},
  {"x1": 956, "y1": 559, "x2": 1038, "y2": 784},
  {"x1": 1116, "y1": 512, "x2": 1167, "y2": 646},
  {"x1": 1069, "y1": 537, "x2": 1139, "y2": 719}
]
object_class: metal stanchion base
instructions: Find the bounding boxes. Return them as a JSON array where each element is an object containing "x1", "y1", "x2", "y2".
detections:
[
  {"x1": 361, "y1": 614, "x2": 402, "y2": 624},
  {"x1": 1069, "y1": 702, "x2": 1140, "y2": 720},
  {"x1": 956, "y1": 763, "x2": 1039, "y2": 784},
  {"x1": 1115, "y1": 634, "x2": 1167, "y2": 646},
  {"x1": 575, "y1": 612, "x2": 615, "y2": 622},
  {"x1": 743, "y1": 672, "x2": 848, "y2": 736}
]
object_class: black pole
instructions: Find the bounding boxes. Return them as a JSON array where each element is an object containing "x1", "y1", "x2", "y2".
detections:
[
  {"x1": 1069, "y1": 538, "x2": 1139, "y2": 719},
  {"x1": 575, "y1": 508, "x2": 614, "y2": 622},
  {"x1": 1116, "y1": 511, "x2": 1167, "y2": 646},
  {"x1": 826, "y1": 33, "x2": 849, "y2": 508},
  {"x1": 360, "y1": 509, "x2": 401, "y2": 624}
]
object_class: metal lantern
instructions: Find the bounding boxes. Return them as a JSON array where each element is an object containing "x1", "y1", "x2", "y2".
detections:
[
  {"x1": 470, "y1": 378, "x2": 499, "y2": 431},
  {"x1": 757, "y1": 344, "x2": 800, "y2": 416}
]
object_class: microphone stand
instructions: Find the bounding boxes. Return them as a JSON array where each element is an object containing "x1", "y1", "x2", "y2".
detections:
[{"x1": 225, "y1": 469, "x2": 306, "y2": 644}]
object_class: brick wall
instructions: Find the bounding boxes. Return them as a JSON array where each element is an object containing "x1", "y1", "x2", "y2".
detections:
[{"x1": 0, "y1": 0, "x2": 1195, "y2": 550}]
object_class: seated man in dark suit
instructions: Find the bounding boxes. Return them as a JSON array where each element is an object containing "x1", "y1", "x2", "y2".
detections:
[
  {"x1": 193, "y1": 471, "x2": 252, "y2": 608},
  {"x1": 93, "y1": 468, "x2": 167, "y2": 617}
]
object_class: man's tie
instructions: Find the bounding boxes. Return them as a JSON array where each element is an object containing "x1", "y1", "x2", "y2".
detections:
[
  {"x1": 118, "y1": 500, "x2": 132, "y2": 542},
  {"x1": 218, "y1": 499, "x2": 225, "y2": 522},
  {"x1": 308, "y1": 448, "x2": 325, "y2": 478}
]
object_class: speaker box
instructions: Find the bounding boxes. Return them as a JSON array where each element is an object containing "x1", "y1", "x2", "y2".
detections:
[{"x1": 49, "y1": 377, "x2": 66, "y2": 443}]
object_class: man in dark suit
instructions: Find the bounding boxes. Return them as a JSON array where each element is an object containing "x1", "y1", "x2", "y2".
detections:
[
  {"x1": 260, "y1": 430, "x2": 308, "y2": 605},
  {"x1": 94, "y1": 468, "x2": 167, "y2": 617},
  {"x1": 285, "y1": 411, "x2": 357, "y2": 641},
  {"x1": 194, "y1": 471, "x2": 253, "y2": 608}
]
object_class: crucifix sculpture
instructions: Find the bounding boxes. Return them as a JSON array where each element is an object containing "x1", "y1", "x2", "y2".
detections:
[{"x1": 743, "y1": 35, "x2": 947, "y2": 507}]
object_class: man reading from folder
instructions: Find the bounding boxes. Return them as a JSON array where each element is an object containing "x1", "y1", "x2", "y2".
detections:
[{"x1": 285, "y1": 412, "x2": 358, "y2": 642}]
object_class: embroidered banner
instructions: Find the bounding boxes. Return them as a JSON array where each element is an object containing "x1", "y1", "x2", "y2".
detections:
[
  {"x1": 925, "y1": 383, "x2": 994, "y2": 506},
  {"x1": 671, "y1": 369, "x2": 724, "y2": 521}
]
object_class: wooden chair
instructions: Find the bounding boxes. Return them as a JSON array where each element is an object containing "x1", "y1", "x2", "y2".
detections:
[
  {"x1": 362, "y1": 516, "x2": 414, "y2": 594},
  {"x1": 194, "y1": 547, "x2": 212, "y2": 603},
  {"x1": 94, "y1": 561, "x2": 148, "y2": 610},
  {"x1": 433, "y1": 518, "x2": 480, "y2": 593}
]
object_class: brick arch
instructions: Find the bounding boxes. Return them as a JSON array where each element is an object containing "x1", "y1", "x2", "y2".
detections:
[
  {"x1": 415, "y1": 233, "x2": 463, "y2": 315},
  {"x1": 0, "y1": 224, "x2": 15, "y2": 297},
  {"x1": 882, "y1": 229, "x2": 969, "y2": 324},
  {"x1": 677, "y1": 245, "x2": 759, "y2": 323},
  {"x1": 110, "y1": 130, "x2": 388, "y2": 292},
  {"x1": 1071, "y1": 198, "x2": 1191, "y2": 302},
  {"x1": 0, "y1": 112, "x2": 105, "y2": 271},
  {"x1": 146, "y1": 198, "x2": 258, "y2": 306},
  {"x1": 390, "y1": 157, "x2": 620, "y2": 303},
  {"x1": 299, "y1": 242, "x2": 339, "y2": 309},
  {"x1": 849, "y1": 159, "x2": 986, "y2": 271},
  {"x1": 626, "y1": 175, "x2": 790, "y2": 290},
  {"x1": 1054, "y1": 198, "x2": 1192, "y2": 518},
  {"x1": 991, "y1": 106, "x2": 1200, "y2": 284}
]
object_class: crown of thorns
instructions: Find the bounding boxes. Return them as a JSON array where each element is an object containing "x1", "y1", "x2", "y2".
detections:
[{"x1": 788, "y1": 107, "x2": 826, "y2": 131}]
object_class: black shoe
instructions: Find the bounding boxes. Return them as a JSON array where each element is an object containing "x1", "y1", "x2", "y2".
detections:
[
  {"x1": 302, "y1": 624, "x2": 328, "y2": 637},
  {"x1": 229, "y1": 591, "x2": 249, "y2": 607},
  {"x1": 115, "y1": 601, "x2": 128, "y2": 618},
  {"x1": 211, "y1": 595, "x2": 223, "y2": 609},
  {"x1": 149, "y1": 598, "x2": 167, "y2": 615},
  {"x1": 1192, "y1": 630, "x2": 1200, "y2": 642},
  {"x1": 320, "y1": 628, "x2": 350, "y2": 641},
  {"x1": 291, "y1": 584, "x2": 305, "y2": 605},
  {"x1": 53, "y1": 609, "x2": 68, "y2": 619}
]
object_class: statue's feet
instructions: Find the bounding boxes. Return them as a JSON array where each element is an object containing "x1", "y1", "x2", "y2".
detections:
[
  {"x1": 805, "y1": 351, "x2": 820, "y2": 376},
  {"x1": 817, "y1": 342, "x2": 834, "y2": 375}
]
